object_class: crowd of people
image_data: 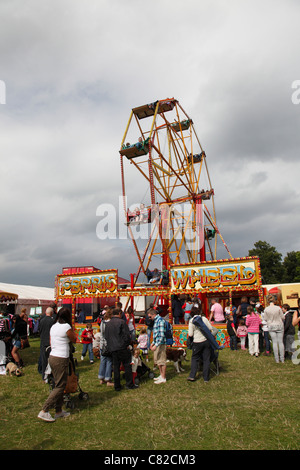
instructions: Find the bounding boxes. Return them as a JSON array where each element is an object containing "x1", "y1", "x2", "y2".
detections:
[
  {"x1": 91, "y1": 295, "x2": 300, "y2": 392},
  {"x1": 1, "y1": 294, "x2": 299, "y2": 423},
  {"x1": 225, "y1": 295, "x2": 300, "y2": 363}
]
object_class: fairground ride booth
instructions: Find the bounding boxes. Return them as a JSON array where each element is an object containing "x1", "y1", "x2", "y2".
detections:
[
  {"x1": 57, "y1": 266, "x2": 131, "y2": 316},
  {"x1": 263, "y1": 282, "x2": 300, "y2": 309},
  {"x1": 56, "y1": 267, "x2": 131, "y2": 341},
  {"x1": 55, "y1": 257, "x2": 263, "y2": 348},
  {"x1": 169, "y1": 256, "x2": 264, "y2": 348},
  {"x1": 55, "y1": 266, "x2": 171, "y2": 342}
]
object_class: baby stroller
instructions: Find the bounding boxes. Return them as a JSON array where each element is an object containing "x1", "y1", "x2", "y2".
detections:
[
  {"x1": 133, "y1": 359, "x2": 155, "y2": 385},
  {"x1": 44, "y1": 345, "x2": 89, "y2": 409},
  {"x1": 121, "y1": 349, "x2": 155, "y2": 385},
  {"x1": 198, "y1": 346, "x2": 221, "y2": 377},
  {"x1": 0, "y1": 338, "x2": 7, "y2": 375},
  {"x1": 132, "y1": 348, "x2": 155, "y2": 385},
  {"x1": 0, "y1": 330, "x2": 13, "y2": 374}
]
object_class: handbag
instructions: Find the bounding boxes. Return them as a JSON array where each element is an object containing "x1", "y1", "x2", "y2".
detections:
[
  {"x1": 100, "y1": 321, "x2": 112, "y2": 357},
  {"x1": 186, "y1": 336, "x2": 193, "y2": 350},
  {"x1": 20, "y1": 337, "x2": 30, "y2": 349},
  {"x1": 268, "y1": 323, "x2": 283, "y2": 332},
  {"x1": 101, "y1": 342, "x2": 112, "y2": 357}
]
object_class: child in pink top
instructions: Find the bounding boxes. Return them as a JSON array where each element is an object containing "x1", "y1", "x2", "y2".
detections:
[
  {"x1": 237, "y1": 319, "x2": 248, "y2": 350},
  {"x1": 245, "y1": 306, "x2": 261, "y2": 356},
  {"x1": 137, "y1": 327, "x2": 149, "y2": 361}
]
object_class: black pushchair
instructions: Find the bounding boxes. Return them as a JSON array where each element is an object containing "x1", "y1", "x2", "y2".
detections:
[
  {"x1": 198, "y1": 347, "x2": 220, "y2": 377},
  {"x1": 133, "y1": 360, "x2": 155, "y2": 385},
  {"x1": 122, "y1": 349, "x2": 155, "y2": 385},
  {"x1": 44, "y1": 345, "x2": 89, "y2": 409},
  {"x1": 0, "y1": 338, "x2": 7, "y2": 374},
  {"x1": 0, "y1": 330, "x2": 13, "y2": 373}
]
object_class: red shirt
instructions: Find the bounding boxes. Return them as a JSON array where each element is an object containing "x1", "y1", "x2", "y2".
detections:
[{"x1": 81, "y1": 328, "x2": 94, "y2": 344}]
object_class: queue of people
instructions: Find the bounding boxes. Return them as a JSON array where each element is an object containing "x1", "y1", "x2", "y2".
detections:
[
  {"x1": 171, "y1": 294, "x2": 202, "y2": 325},
  {"x1": 225, "y1": 295, "x2": 299, "y2": 363}
]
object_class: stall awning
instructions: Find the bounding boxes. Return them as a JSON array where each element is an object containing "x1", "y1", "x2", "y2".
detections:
[{"x1": 0, "y1": 290, "x2": 18, "y2": 302}]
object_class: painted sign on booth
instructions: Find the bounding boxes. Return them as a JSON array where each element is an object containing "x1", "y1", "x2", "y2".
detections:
[
  {"x1": 170, "y1": 257, "x2": 262, "y2": 292},
  {"x1": 56, "y1": 270, "x2": 118, "y2": 298}
]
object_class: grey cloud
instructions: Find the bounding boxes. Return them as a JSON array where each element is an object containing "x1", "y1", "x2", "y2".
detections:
[{"x1": 0, "y1": 0, "x2": 299, "y2": 286}]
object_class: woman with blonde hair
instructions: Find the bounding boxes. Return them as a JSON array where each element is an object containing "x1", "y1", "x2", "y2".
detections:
[{"x1": 263, "y1": 294, "x2": 285, "y2": 363}]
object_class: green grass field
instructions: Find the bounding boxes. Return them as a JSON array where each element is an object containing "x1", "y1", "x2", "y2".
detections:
[{"x1": 1, "y1": 337, "x2": 299, "y2": 451}]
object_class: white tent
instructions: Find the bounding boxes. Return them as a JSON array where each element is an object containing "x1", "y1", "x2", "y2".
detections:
[{"x1": 0, "y1": 282, "x2": 54, "y2": 301}]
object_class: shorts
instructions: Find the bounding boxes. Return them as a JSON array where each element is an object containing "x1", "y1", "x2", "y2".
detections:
[
  {"x1": 12, "y1": 339, "x2": 21, "y2": 349},
  {"x1": 153, "y1": 344, "x2": 167, "y2": 366}
]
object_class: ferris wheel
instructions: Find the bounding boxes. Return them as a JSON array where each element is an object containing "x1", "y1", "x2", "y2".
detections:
[{"x1": 119, "y1": 98, "x2": 231, "y2": 286}]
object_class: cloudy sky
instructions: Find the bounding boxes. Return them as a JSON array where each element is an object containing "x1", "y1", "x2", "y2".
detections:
[{"x1": 0, "y1": 0, "x2": 299, "y2": 287}]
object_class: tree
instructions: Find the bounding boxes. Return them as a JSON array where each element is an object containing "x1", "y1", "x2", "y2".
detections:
[
  {"x1": 282, "y1": 251, "x2": 300, "y2": 283},
  {"x1": 248, "y1": 241, "x2": 283, "y2": 284}
]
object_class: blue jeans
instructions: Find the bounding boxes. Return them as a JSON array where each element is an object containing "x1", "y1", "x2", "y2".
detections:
[
  {"x1": 184, "y1": 313, "x2": 191, "y2": 323},
  {"x1": 230, "y1": 335, "x2": 237, "y2": 350},
  {"x1": 82, "y1": 343, "x2": 94, "y2": 361},
  {"x1": 130, "y1": 329, "x2": 136, "y2": 341},
  {"x1": 269, "y1": 329, "x2": 285, "y2": 362},
  {"x1": 98, "y1": 354, "x2": 113, "y2": 381},
  {"x1": 263, "y1": 331, "x2": 271, "y2": 353}
]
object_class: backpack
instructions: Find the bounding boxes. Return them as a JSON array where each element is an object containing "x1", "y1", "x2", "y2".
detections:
[{"x1": 164, "y1": 320, "x2": 174, "y2": 346}]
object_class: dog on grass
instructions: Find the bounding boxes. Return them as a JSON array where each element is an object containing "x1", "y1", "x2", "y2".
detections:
[
  {"x1": 166, "y1": 347, "x2": 187, "y2": 373},
  {"x1": 6, "y1": 362, "x2": 23, "y2": 377},
  {"x1": 93, "y1": 347, "x2": 100, "y2": 359}
]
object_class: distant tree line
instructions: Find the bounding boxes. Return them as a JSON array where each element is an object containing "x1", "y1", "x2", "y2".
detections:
[{"x1": 248, "y1": 241, "x2": 300, "y2": 285}]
